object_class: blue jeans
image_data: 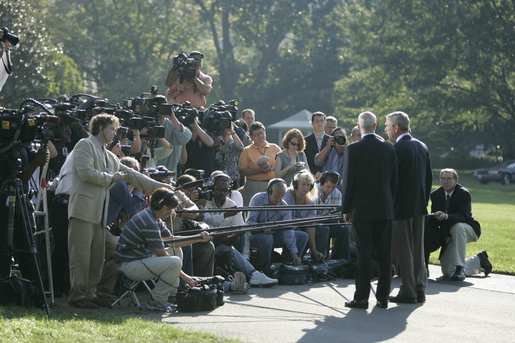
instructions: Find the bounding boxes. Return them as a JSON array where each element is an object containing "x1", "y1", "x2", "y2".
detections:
[
  {"x1": 317, "y1": 223, "x2": 350, "y2": 260},
  {"x1": 215, "y1": 244, "x2": 254, "y2": 276},
  {"x1": 251, "y1": 230, "x2": 309, "y2": 268}
]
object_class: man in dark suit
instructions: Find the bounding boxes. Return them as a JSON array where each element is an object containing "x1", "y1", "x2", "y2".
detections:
[
  {"x1": 342, "y1": 111, "x2": 397, "y2": 309},
  {"x1": 425, "y1": 169, "x2": 491, "y2": 281},
  {"x1": 304, "y1": 111, "x2": 329, "y2": 176},
  {"x1": 385, "y1": 111, "x2": 432, "y2": 304}
]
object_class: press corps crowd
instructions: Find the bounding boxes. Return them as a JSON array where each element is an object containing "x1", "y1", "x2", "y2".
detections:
[{"x1": 0, "y1": 51, "x2": 492, "y2": 312}]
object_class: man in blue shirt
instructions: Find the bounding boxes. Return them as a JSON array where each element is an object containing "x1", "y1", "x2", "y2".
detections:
[
  {"x1": 248, "y1": 178, "x2": 308, "y2": 271},
  {"x1": 314, "y1": 128, "x2": 348, "y2": 190}
]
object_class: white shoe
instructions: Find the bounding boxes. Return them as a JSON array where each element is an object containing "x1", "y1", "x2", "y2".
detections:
[
  {"x1": 249, "y1": 271, "x2": 278, "y2": 287},
  {"x1": 230, "y1": 271, "x2": 249, "y2": 294}
]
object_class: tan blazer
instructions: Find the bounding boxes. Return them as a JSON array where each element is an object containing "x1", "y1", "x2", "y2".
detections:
[{"x1": 68, "y1": 135, "x2": 157, "y2": 226}]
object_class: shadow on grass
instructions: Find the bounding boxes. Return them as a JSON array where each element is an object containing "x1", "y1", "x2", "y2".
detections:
[{"x1": 0, "y1": 304, "x2": 143, "y2": 324}]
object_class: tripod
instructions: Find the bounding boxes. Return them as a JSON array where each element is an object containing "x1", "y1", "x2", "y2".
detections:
[{"x1": 2, "y1": 164, "x2": 50, "y2": 317}]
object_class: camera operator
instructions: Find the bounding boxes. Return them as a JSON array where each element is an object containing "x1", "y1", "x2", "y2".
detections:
[
  {"x1": 203, "y1": 174, "x2": 278, "y2": 288},
  {"x1": 67, "y1": 113, "x2": 173, "y2": 309},
  {"x1": 314, "y1": 127, "x2": 348, "y2": 190},
  {"x1": 137, "y1": 126, "x2": 173, "y2": 168},
  {"x1": 0, "y1": 27, "x2": 18, "y2": 92},
  {"x1": 183, "y1": 116, "x2": 216, "y2": 176},
  {"x1": 165, "y1": 51, "x2": 212, "y2": 109},
  {"x1": 214, "y1": 121, "x2": 244, "y2": 188},
  {"x1": 171, "y1": 174, "x2": 215, "y2": 277},
  {"x1": 114, "y1": 188, "x2": 212, "y2": 312}
]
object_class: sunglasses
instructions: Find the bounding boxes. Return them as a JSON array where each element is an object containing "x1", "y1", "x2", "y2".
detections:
[{"x1": 289, "y1": 141, "x2": 299, "y2": 147}]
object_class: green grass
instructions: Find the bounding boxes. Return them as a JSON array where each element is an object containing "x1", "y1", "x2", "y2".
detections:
[
  {"x1": 428, "y1": 171, "x2": 515, "y2": 274},
  {"x1": 0, "y1": 305, "x2": 238, "y2": 343}
]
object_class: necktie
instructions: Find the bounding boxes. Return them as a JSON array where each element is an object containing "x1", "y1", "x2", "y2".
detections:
[
  {"x1": 316, "y1": 136, "x2": 322, "y2": 151},
  {"x1": 445, "y1": 193, "x2": 450, "y2": 211}
]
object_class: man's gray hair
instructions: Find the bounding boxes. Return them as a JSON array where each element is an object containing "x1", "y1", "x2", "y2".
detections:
[
  {"x1": 120, "y1": 156, "x2": 140, "y2": 171},
  {"x1": 358, "y1": 111, "x2": 377, "y2": 132},
  {"x1": 386, "y1": 111, "x2": 410, "y2": 132}
]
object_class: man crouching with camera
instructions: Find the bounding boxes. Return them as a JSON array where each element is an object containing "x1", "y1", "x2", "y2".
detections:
[
  {"x1": 165, "y1": 51, "x2": 212, "y2": 109},
  {"x1": 114, "y1": 188, "x2": 212, "y2": 312}
]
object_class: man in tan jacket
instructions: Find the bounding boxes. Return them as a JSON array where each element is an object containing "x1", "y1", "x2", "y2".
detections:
[{"x1": 67, "y1": 113, "x2": 171, "y2": 309}]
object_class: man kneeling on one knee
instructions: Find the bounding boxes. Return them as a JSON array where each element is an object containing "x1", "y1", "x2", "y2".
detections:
[
  {"x1": 114, "y1": 188, "x2": 212, "y2": 312},
  {"x1": 425, "y1": 169, "x2": 492, "y2": 281}
]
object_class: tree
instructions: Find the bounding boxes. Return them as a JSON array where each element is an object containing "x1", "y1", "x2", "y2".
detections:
[
  {"x1": 333, "y1": 0, "x2": 515, "y2": 161},
  {"x1": 45, "y1": 0, "x2": 201, "y2": 102},
  {"x1": 0, "y1": 0, "x2": 81, "y2": 107}
]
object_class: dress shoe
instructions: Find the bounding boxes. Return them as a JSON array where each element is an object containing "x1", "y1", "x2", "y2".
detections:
[
  {"x1": 451, "y1": 266, "x2": 466, "y2": 281},
  {"x1": 477, "y1": 250, "x2": 492, "y2": 276},
  {"x1": 388, "y1": 295, "x2": 417, "y2": 304},
  {"x1": 345, "y1": 299, "x2": 368, "y2": 309},
  {"x1": 91, "y1": 295, "x2": 115, "y2": 308},
  {"x1": 376, "y1": 300, "x2": 388, "y2": 308},
  {"x1": 416, "y1": 290, "x2": 426, "y2": 303}
]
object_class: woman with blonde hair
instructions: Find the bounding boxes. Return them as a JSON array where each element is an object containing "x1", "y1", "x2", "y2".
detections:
[
  {"x1": 283, "y1": 170, "x2": 325, "y2": 261},
  {"x1": 275, "y1": 128, "x2": 310, "y2": 186}
]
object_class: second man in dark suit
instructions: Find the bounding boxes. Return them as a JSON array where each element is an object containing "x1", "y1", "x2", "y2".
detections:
[
  {"x1": 385, "y1": 111, "x2": 432, "y2": 304},
  {"x1": 342, "y1": 111, "x2": 397, "y2": 309},
  {"x1": 304, "y1": 111, "x2": 329, "y2": 176}
]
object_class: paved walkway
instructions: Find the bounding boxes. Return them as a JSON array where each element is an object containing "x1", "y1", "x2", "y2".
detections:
[{"x1": 100, "y1": 264, "x2": 515, "y2": 342}]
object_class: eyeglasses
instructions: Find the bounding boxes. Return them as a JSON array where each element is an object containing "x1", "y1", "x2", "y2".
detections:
[{"x1": 289, "y1": 141, "x2": 299, "y2": 147}]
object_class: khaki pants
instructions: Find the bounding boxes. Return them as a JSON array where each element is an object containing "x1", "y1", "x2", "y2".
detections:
[
  {"x1": 119, "y1": 254, "x2": 182, "y2": 303},
  {"x1": 68, "y1": 218, "x2": 106, "y2": 301},
  {"x1": 392, "y1": 216, "x2": 427, "y2": 298},
  {"x1": 440, "y1": 222, "x2": 479, "y2": 277}
]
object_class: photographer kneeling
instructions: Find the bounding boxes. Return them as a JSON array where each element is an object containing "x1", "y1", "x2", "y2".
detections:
[{"x1": 114, "y1": 188, "x2": 211, "y2": 312}]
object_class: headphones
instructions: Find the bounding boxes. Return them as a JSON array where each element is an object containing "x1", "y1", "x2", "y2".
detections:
[
  {"x1": 150, "y1": 189, "x2": 177, "y2": 211},
  {"x1": 267, "y1": 178, "x2": 287, "y2": 195},
  {"x1": 320, "y1": 171, "x2": 340, "y2": 185},
  {"x1": 292, "y1": 171, "x2": 314, "y2": 191}
]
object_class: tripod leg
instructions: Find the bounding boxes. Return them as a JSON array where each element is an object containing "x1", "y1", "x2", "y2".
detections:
[{"x1": 15, "y1": 181, "x2": 50, "y2": 317}]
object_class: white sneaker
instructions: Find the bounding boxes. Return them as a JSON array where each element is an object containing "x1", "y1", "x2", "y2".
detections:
[
  {"x1": 230, "y1": 271, "x2": 249, "y2": 294},
  {"x1": 249, "y1": 271, "x2": 278, "y2": 287},
  {"x1": 147, "y1": 299, "x2": 176, "y2": 313}
]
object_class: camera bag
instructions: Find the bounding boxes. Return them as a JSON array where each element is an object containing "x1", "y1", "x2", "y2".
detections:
[
  {"x1": 309, "y1": 259, "x2": 348, "y2": 282},
  {"x1": 278, "y1": 264, "x2": 310, "y2": 285},
  {"x1": 176, "y1": 276, "x2": 225, "y2": 312}
]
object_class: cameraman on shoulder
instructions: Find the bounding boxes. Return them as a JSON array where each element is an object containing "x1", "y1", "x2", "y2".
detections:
[
  {"x1": 0, "y1": 27, "x2": 19, "y2": 92},
  {"x1": 165, "y1": 51, "x2": 212, "y2": 109}
]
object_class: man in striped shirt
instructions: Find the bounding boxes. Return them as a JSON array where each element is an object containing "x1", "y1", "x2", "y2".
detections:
[{"x1": 114, "y1": 188, "x2": 211, "y2": 312}]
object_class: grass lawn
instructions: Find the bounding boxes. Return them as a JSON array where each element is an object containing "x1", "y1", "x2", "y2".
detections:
[
  {"x1": 0, "y1": 305, "x2": 238, "y2": 343},
  {"x1": 428, "y1": 170, "x2": 515, "y2": 274}
]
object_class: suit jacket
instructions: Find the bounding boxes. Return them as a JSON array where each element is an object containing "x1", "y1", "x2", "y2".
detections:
[
  {"x1": 68, "y1": 135, "x2": 157, "y2": 226},
  {"x1": 304, "y1": 133, "x2": 329, "y2": 174},
  {"x1": 429, "y1": 184, "x2": 481, "y2": 238},
  {"x1": 342, "y1": 133, "x2": 397, "y2": 221},
  {"x1": 393, "y1": 134, "x2": 433, "y2": 219}
]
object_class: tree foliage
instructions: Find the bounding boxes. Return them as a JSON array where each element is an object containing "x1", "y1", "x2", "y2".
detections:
[
  {"x1": 0, "y1": 0, "x2": 81, "y2": 107},
  {"x1": 1, "y1": 0, "x2": 513, "y2": 162}
]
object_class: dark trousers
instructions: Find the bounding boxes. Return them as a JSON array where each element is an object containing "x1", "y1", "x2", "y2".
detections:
[
  {"x1": 48, "y1": 194, "x2": 70, "y2": 293},
  {"x1": 352, "y1": 220, "x2": 392, "y2": 302}
]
